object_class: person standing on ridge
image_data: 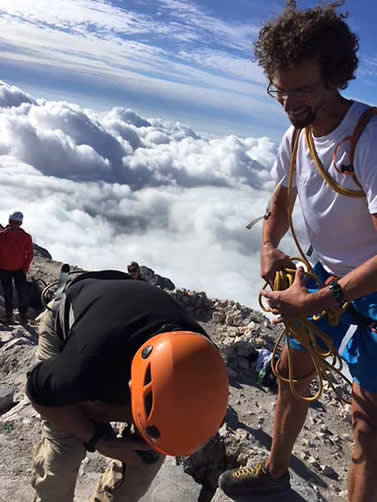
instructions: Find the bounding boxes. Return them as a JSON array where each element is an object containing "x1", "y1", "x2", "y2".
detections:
[
  {"x1": 27, "y1": 270, "x2": 228, "y2": 502},
  {"x1": 219, "y1": 2, "x2": 377, "y2": 501},
  {"x1": 0, "y1": 211, "x2": 33, "y2": 323}
]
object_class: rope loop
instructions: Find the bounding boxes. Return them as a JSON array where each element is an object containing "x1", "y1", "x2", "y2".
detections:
[{"x1": 258, "y1": 262, "x2": 352, "y2": 403}]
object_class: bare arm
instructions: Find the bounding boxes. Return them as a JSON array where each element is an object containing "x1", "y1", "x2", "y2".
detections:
[
  {"x1": 260, "y1": 184, "x2": 297, "y2": 285},
  {"x1": 262, "y1": 184, "x2": 296, "y2": 248},
  {"x1": 260, "y1": 214, "x2": 377, "y2": 320}
]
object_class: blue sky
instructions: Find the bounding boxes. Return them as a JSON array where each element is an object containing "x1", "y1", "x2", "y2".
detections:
[
  {"x1": 0, "y1": 0, "x2": 376, "y2": 142},
  {"x1": 1, "y1": 0, "x2": 374, "y2": 308}
]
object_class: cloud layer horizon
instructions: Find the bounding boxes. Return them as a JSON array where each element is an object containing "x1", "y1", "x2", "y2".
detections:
[{"x1": 0, "y1": 80, "x2": 307, "y2": 311}]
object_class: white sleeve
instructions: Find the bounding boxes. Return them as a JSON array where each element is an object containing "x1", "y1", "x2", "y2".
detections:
[
  {"x1": 270, "y1": 126, "x2": 296, "y2": 187},
  {"x1": 354, "y1": 117, "x2": 377, "y2": 214}
]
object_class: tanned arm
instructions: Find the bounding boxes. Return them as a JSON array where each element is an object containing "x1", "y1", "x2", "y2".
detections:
[
  {"x1": 260, "y1": 184, "x2": 297, "y2": 285},
  {"x1": 260, "y1": 214, "x2": 377, "y2": 319},
  {"x1": 262, "y1": 184, "x2": 296, "y2": 248}
]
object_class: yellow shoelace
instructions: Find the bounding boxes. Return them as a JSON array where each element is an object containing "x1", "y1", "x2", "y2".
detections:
[{"x1": 232, "y1": 462, "x2": 265, "y2": 479}]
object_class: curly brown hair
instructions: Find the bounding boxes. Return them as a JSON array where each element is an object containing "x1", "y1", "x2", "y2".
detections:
[{"x1": 253, "y1": 1, "x2": 359, "y2": 89}]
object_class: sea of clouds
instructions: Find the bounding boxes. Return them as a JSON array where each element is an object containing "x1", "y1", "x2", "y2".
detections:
[{"x1": 0, "y1": 80, "x2": 308, "y2": 310}]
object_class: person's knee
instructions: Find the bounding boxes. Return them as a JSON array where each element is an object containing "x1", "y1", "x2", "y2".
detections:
[
  {"x1": 51, "y1": 446, "x2": 86, "y2": 471},
  {"x1": 276, "y1": 376, "x2": 311, "y2": 403},
  {"x1": 275, "y1": 349, "x2": 315, "y2": 398},
  {"x1": 42, "y1": 436, "x2": 86, "y2": 473}
]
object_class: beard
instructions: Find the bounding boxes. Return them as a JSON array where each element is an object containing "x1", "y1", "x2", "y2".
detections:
[{"x1": 288, "y1": 106, "x2": 316, "y2": 129}]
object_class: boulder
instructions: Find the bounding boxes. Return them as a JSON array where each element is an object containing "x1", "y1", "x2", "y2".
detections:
[{"x1": 139, "y1": 457, "x2": 202, "y2": 501}]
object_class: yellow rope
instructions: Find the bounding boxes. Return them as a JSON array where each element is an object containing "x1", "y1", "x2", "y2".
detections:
[
  {"x1": 305, "y1": 128, "x2": 365, "y2": 199},
  {"x1": 259, "y1": 264, "x2": 351, "y2": 402},
  {"x1": 258, "y1": 129, "x2": 352, "y2": 402}
]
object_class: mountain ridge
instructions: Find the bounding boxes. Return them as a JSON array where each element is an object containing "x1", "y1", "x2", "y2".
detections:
[{"x1": 0, "y1": 247, "x2": 352, "y2": 501}]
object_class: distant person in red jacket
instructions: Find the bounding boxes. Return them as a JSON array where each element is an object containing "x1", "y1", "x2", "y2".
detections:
[{"x1": 0, "y1": 211, "x2": 33, "y2": 323}]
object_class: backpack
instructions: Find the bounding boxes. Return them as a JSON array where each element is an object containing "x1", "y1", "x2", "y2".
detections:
[
  {"x1": 291, "y1": 106, "x2": 377, "y2": 198},
  {"x1": 245, "y1": 107, "x2": 377, "y2": 232}
]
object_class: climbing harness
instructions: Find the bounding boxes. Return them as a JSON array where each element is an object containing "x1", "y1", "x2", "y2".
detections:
[{"x1": 257, "y1": 106, "x2": 377, "y2": 402}]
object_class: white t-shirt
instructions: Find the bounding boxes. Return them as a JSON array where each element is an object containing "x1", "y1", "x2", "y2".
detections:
[{"x1": 271, "y1": 101, "x2": 377, "y2": 277}]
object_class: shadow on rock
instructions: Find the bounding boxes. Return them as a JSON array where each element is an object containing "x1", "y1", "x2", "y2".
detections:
[{"x1": 228, "y1": 374, "x2": 262, "y2": 391}]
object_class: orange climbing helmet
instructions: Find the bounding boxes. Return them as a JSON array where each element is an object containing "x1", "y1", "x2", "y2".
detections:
[{"x1": 130, "y1": 331, "x2": 229, "y2": 456}]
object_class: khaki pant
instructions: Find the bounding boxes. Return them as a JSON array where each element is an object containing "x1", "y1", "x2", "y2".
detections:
[{"x1": 31, "y1": 307, "x2": 164, "y2": 502}]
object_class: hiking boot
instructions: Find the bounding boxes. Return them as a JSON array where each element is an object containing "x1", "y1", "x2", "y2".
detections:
[{"x1": 219, "y1": 461, "x2": 290, "y2": 498}]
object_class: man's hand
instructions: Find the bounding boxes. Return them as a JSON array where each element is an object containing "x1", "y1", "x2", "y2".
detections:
[
  {"x1": 260, "y1": 267, "x2": 320, "y2": 323},
  {"x1": 260, "y1": 242, "x2": 296, "y2": 286},
  {"x1": 96, "y1": 436, "x2": 157, "y2": 466}
]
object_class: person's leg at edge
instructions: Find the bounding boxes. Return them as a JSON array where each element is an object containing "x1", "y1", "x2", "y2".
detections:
[
  {"x1": 31, "y1": 306, "x2": 86, "y2": 502},
  {"x1": 348, "y1": 383, "x2": 377, "y2": 502},
  {"x1": 265, "y1": 345, "x2": 315, "y2": 478},
  {"x1": 32, "y1": 425, "x2": 86, "y2": 502},
  {"x1": 218, "y1": 343, "x2": 316, "y2": 497},
  {"x1": 0, "y1": 270, "x2": 14, "y2": 317},
  {"x1": 13, "y1": 269, "x2": 28, "y2": 319}
]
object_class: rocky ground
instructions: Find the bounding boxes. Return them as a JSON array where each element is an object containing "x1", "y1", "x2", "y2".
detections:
[{"x1": 0, "y1": 249, "x2": 354, "y2": 501}]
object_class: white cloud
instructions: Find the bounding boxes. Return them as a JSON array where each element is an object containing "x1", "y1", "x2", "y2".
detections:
[
  {"x1": 0, "y1": 0, "x2": 156, "y2": 35},
  {"x1": 0, "y1": 17, "x2": 276, "y2": 137},
  {"x1": 0, "y1": 0, "x2": 260, "y2": 52},
  {"x1": 157, "y1": 0, "x2": 259, "y2": 51},
  {"x1": 0, "y1": 81, "x2": 307, "y2": 310}
]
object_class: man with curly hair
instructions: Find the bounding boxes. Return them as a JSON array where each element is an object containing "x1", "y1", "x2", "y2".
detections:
[{"x1": 219, "y1": 2, "x2": 377, "y2": 501}]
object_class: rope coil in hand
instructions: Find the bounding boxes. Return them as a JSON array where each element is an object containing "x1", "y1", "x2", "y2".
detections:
[
  {"x1": 259, "y1": 262, "x2": 352, "y2": 403},
  {"x1": 258, "y1": 129, "x2": 352, "y2": 403}
]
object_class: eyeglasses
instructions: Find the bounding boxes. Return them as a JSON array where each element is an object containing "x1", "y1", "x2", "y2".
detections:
[
  {"x1": 128, "y1": 268, "x2": 138, "y2": 273},
  {"x1": 266, "y1": 82, "x2": 322, "y2": 100}
]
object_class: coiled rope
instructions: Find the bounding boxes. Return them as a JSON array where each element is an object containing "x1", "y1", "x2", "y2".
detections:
[{"x1": 258, "y1": 128, "x2": 352, "y2": 402}]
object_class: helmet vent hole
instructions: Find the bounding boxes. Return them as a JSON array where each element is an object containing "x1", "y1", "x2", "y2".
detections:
[
  {"x1": 144, "y1": 364, "x2": 152, "y2": 386},
  {"x1": 142, "y1": 346, "x2": 153, "y2": 359},
  {"x1": 145, "y1": 425, "x2": 160, "y2": 440},
  {"x1": 144, "y1": 391, "x2": 153, "y2": 419}
]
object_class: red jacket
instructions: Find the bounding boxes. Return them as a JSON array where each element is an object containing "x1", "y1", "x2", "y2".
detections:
[{"x1": 0, "y1": 226, "x2": 34, "y2": 272}]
